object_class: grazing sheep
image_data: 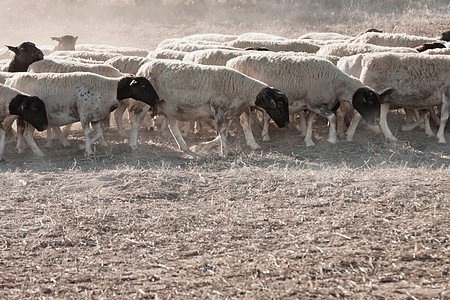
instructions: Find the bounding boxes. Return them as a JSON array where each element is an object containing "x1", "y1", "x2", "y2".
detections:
[
  {"x1": 237, "y1": 32, "x2": 287, "y2": 41},
  {"x1": 147, "y1": 49, "x2": 188, "y2": 61},
  {"x1": 5, "y1": 72, "x2": 159, "y2": 156},
  {"x1": 226, "y1": 39, "x2": 320, "y2": 53},
  {"x1": 317, "y1": 42, "x2": 418, "y2": 57},
  {"x1": 131, "y1": 59, "x2": 289, "y2": 156},
  {"x1": 415, "y1": 42, "x2": 446, "y2": 52},
  {"x1": 352, "y1": 32, "x2": 439, "y2": 48},
  {"x1": 299, "y1": 32, "x2": 353, "y2": 41},
  {"x1": 51, "y1": 35, "x2": 78, "y2": 52},
  {"x1": 346, "y1": 53, "x2": 450, "y2": 143},
  {"x1": 226, "y1": 54, "x2": 388, "y2": 147},
  {"x1": 0, "y1": 84, "x2": 48, "y2": 160},
  {"x1": 76, "y1": 44, "x2": 149, "y2": 57},
  {"x1": 48, "y1": 51, "x2": 122, "y2": 62},
  {"x1": 5, "y1": 42, "x2": 44, "y2": 72}
]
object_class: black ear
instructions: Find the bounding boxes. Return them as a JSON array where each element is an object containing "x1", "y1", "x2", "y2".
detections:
[
  {"x1": 379, "y1": 87, "x2": 394, "y2": 103},
  {"x1": 6, "y1": 45, "x2": 19, "y2": 54},
  {"x1": 9, "y1": 94, "x2": 27, "y2": 115},
  {"x1": 130, "y1": 79, "x2": 138, "y2": 86},
  {"x1": 74, "y1": 36, "x2": 78, "y2": 41}
]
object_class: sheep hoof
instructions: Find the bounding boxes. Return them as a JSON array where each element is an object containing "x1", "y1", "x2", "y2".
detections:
[
  {"x1": 249, "y1": 143, "x2": 261, "y2": 150},
  {"x1": 438, "y1": 139, "x2": 446, "y2": 144},
  {"x1": 327, "y1": 137, "x2": 337, "y2": 144},
  {"x1": 262, "y1": 136, "x2": 271, "y2": 142},
  {"x1": 306, "y1": 141, "x2": 315, "y2": 147}
]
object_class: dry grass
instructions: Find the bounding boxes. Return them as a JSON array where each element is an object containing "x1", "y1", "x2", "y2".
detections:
[{"x1": 1, "y1": 1, "x2": 450, "y2": 299}]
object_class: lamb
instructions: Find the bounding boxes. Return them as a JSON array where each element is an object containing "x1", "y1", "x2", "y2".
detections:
[
  {"x1": 226, "y1": 54, "x2": 388, "y2": 147},
  {"x1": 75, "y1": 44, "x2": 149, "y2": 57},
  {"x1": 48, "y1": 51, "x2": 122, "y2": 62},
  {"x1": 0, "y1": 84, "x2": 48, "y2": 161},
  {"x1": 131, "y1": 59, "x2": 289, "y2": 156},
  {"x1": 316, "y1": 42, "x2": 418, "y2": 57},
  {"x1": 147, "y1": 49, "x2": 188, "y2": 61},
  {"x1": 299, "y1": 32, "x2": 354, "y2": 41},
  {"x1": 352, "y1": 32, "x2": 440, "y2": 48},
  {"x1": 346, "y1": 53, "x2": 450, "y2": 144},
  {"x1": 51, "y1": 35, "x2": 78, "y2": 52},
  {"x1": 5, "y1": 72, "x2": 159, "y2": 156},
  {"x1": 225, "y1": 39, "x2": 320, "y2": 53}
]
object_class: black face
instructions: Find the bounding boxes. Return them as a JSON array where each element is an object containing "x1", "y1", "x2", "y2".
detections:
[
  {"x1": 118, "y1": 76, "x2": 160, "y2": 108},
  {"x1": 7, "y1": 42, "x2": 44, "y2": 72},
  {"x1": 441, "y1": 31, "x2": 450, "y2": 42},
  {"x1": 352, "y1": 87, "x2": 381, "y2": 126},
  {"x1": 255, "y1": 87, "x2": 289, "y2": 128},
  {"x1": 9, "y1": 95, "x2": 48, "y2": 131}
]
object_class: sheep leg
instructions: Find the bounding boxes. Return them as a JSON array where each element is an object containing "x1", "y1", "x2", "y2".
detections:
[
  {"x1": 0, "y1": 128, "x2": 5, "y2": 161},
  {"x1": 261, "y1": 111, "x2": 271, "y2": 142},
  {"x1": 310, "y1": 107, "x2": 337, "y2": 144},
  {"x1": 16, "y1": 119, "x2": 27, "y2": 154},
  {"x1": 213, "y1": 110, "x2": 231, "y2": 156},
  {"x1": 422, "y1": 110, "x2": 434, "y2": 137},
  {"x1": 345, "y1": 111, "x2": 361, "y2": 142},
  {"x1": 82, "y1": 121, "x2": 103, "y2": 156},
  {"x1": 379, "y1": 103, "x2": 397, "y2": 142},
  {"x1": 129, "y1": 109, "x2": 147, "y2": 150},
  {"x1": 240, "y1": 108, "x2": 260, "y2": 150},
  {"x1": 22, "y1": 123, "x2": 45, "y2": 157},
  {"x1": 167, "y1": 117, "x2": 197, "y2": 157},
  {"x1": 294, "y1": 111, "x2": 307, "y2": 137},
  {"x1": 336, "y1": 105, "x2": 348, "y2": 138},
  {"x1": 114, "y1": 101, "x2": 129, "y2": 137},
  {"x1": 437, "y1": 94, "x2": 448, "y2": 144},
  {"x1": 47, "y1": 126, "x2": 71, "y2": 148},
  {"x1": 304, "y1": 111, "x2": 317, "y2": 147},
  {"x1": 401, "y1": 109, "x2": 424, "y2": 132}
]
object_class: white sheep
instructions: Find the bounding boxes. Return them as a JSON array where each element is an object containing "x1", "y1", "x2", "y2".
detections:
[
  {"x1": 75, "y1": 44, "x2": 149, "y2": 57},
  {"x1": 131, "y1": 59, "x2": 290, "y2": 157},
  {"x1": 317, "y1": 42, "x2": 418, "y2": 57},
  {"x1": 346, "y1": 53, "x2": 450, "y2": 143},
  {"x1": 156, "y1": 38, "x2": 225, "y2": 49},
  {"x1": 5, "y1": 72, "x2": 159, "y2": 156},
  {"x1": 226, "y1": 54, "x2": 388, "y2": 147},
  {"x1": 156, "y1": 42, "x2": 239, "y2": 53},
  {"x1": 48, "y1": 51, "x2": 123, "y2": 62},
  {"x1": 299, "y1": 32, "x2": 354, "y2": 41},
  {"x1": 147, "y1": 49, "x2": 188, "y2": 61},
  {"x1": 236, "y1": 32, "x2": 287, "y2": 41},
  {"x1": 183, "y1": 48, "x2": 247, "y2": 66},
  {"x1": 226, "y1": 39, "x2": 320, "y2": 53},
  {"x1": 182, "y1": 33, "x2": 238, "y2": 43},
  {"x1": 352, "y1": 32, "x2": 440, "y2": 48},
  {"x1": 0, "y1": 84, "x2": 48, "y2": 160}
]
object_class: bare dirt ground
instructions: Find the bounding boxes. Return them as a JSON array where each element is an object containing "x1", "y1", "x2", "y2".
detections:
[{"x1": 1, "y1": 1, "x2": 450, "y2": 298}]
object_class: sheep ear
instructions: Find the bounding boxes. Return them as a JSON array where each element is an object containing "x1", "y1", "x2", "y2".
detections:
[
  {"x1": 51, "y1": 37, "x2": 61, "y2": 42},
  {"x1": 130, "y1": 79, "x2": 138, "y2": 86},
  {"x1": 379, "y1": 87, "x2": 394, "y2": 103},
  {"x1": 6, "y1": 45, "x2": 19, "y2": 54}
]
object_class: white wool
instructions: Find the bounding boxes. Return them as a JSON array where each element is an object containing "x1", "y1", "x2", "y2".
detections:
[
  {"x1": 317, "y1": 42, "x2": 418, "y2": 57},
  {"x1": 226, "y1": 39, "x2": 320, "y2": 53},
  {"x1": 28, "y1": 59, "x2": 124, "y2": 78},
  {"x1": 352, "y1": 32, "x2": 439, "y2": 48}
]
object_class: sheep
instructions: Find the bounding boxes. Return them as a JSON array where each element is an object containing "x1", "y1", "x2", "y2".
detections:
[
  {"x1": 352, "y1": 32, "x2": 440, "y2": 48},
  {"x1": 156, "y1": 42, "x2": 240, "y2": 53},
  {"x1": 28, "y1": 58, "x2": 124, "y2": 78},
  {"x1": 183, "y1": 48, "x2": 247, "y2": 66},
  {"x1": 0, "y1": 84, "x2": 48, "y2": 161},
  {"x1": 48, "y1": 51, "x2": 122, "y2": 62},
  {"x1": 236, "y1": 32, "x2": 287, "y2": 41},
  {"x1": 316, "y1": 42, "x2": 418, "y2": 57},
  {"x1": 423, "y1": 48, "x2": 450, "y2": 55},
  {"x1": 155, "y1": 38, "x2": 225, "y2": 49},
  {"x1": 415, "y1": 42, "x2": 446, "y2": 52},
  {"x1": 5, "y1": 72, "x2": 159, "y2": 156},
  {"x1": 75, "y1": 44, "x2": 149, "y2": 57},
  {"x1": 226, "y1": 54, "x2": 388, "y2": 147},
  {"x1": 225, "y1": 39, "x2": 320, "y2": 53},
  {"x1": 182, "y1": 33, "x2": 238, "y2": 43},
  {"x1": 299, "y1": 32, "x2": 354, "y2": 41},
  {"x1": 441, "y1": 31, "x2": 450, "y2": 42},
  {"x1": 147, "y1": 49, "x2": 188, "y2": 61},
  {"x1": 346, "y1": 53, "x2": 450, "y2": 144},
  {"x1": 131, "y1": 59, "x2": 289, "y2": 157},
  {"x1": 5, "y1": 42, "x2": 44, "y2": 72},
  {"x1": 51, "y1": 35, "x2": 78, "y2": 52}
]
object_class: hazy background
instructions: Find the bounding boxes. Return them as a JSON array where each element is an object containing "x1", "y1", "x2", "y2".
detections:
[{"x1": 1, "y1": 0, "x2": 449, "y2": 49}]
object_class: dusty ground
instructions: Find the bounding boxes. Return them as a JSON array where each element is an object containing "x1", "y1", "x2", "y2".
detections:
[
  {"x1": 1, "y1": 113, "x2": 449, "y2": 299},
  {"x1": 1, "y1": 1, "x2": 450, "y2": 298}
]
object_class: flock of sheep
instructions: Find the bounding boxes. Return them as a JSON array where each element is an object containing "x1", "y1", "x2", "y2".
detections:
[{"x1": 0, "y1": 29, "x2": 449, "y2": 160}]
